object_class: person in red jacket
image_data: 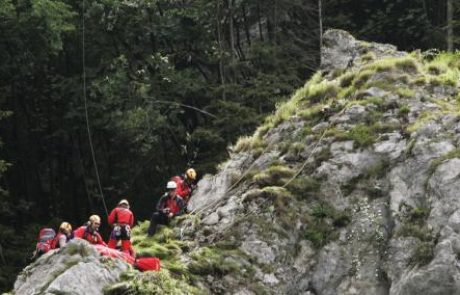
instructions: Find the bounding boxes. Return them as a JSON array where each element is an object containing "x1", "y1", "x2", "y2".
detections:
[
  {"x1": 107, "y1": 199, "x2": 134, "y2": 254},
  {"x1": 74, "y1": 215, "x2": 107, "y2": 246},
  {"x1": 171, "y1": 168, "x2": 197, "y2": 205},
  {"x1": 51, "y1": 222, "x2": 73, "y2": 249},
  {"x1": 147, "y1": 181, "x2": 185, "y2": 237}
]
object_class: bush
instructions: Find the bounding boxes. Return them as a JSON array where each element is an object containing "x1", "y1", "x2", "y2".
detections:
[
  {"x1": 233, "y1": 136, "x2": 265, "y2": 153},
  {"x1": 349, "y1": 124, "x2": 376, "y2": 147},
  {"x1": 305, "y1": 81, "x2": 339, "y2": 104},
  {"x1": 285, "y1": 176, "x2": 321, "y2": 198},
  {"x1": 410, "y1": 242, "x2": 434, "y2": 266},
  {"x1": 304, "y1": 223, "x2": 338, "y2": 248},
  {"x1": 253, "y1": 165, "x2": 295, "y2": 187},
  {"x1": 399, "y1": 105, "x2": 410, "y2": 116},
  {"x1": 188, "y1": 247, "x2": 240, "y2": 276}
]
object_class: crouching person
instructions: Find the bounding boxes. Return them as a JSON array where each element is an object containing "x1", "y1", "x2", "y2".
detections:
[
  {"x1": 52, "y1": 222, "x2": 73, "y2": 249},
  {"x1": 147, "y1": 181, "x2": 185, "y2": 237},
  {"x1": 108, "y1": 199, "x2": 134, "y2": 255},
  {"x1": 74, "y1": 215, "x2": 107, "y2": 246}
]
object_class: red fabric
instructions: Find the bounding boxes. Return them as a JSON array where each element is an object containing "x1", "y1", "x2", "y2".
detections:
[
  {"x1": 94, "y1": 245, "x2": 135, "y2": 265},
  {"x1": 35, "y1": 228, "x2": 56, "y2": 255},
  {"x1": 38, "y1": 228, "x2": 56, "y2": 242},
  {"x1": 172, "y1": 176, "x2": 191, "y2": 200},
  {"x1": 165, "y1": 197, "x2": 181, "y2": 215},
  {"x1": 74, "y1": 226, "x2": 107, "y2": 246},
  {"x1": 135, "y1": 257, "x2": 161, "y2": 271},
  {"x1": 108, "y1": 207, "x2": 134, "y2": 226},
  {"x1": 107, "y1": 239, "x2": 117, "y2": 249},
  {"x1": 121, "y1": 240, "x2": 132, "y2": 253},
  {"x1": 50, "y1": 233, "x2": 64, "y2": 249}
]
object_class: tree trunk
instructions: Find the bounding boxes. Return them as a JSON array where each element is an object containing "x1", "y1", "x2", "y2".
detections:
[
  {"x1": 242, "y1": 4, "x2": 251, "y2": 46},
  {"x1": 318, "y1": 0, "x2": 323, "y2": 52},
  {"x1": 217, "y1": 0, "x2": 226, "y2": 100},
  {"x1": 447, "y1": 0, "x2": 454, "y2": 51},
  {"x1": 257, "y1": 3, "x2": 264, "y2": 41}
]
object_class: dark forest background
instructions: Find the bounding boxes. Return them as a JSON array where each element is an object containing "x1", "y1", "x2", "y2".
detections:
[{"x1": 0, "y1": 0, "x2": 459, "y2": 290}]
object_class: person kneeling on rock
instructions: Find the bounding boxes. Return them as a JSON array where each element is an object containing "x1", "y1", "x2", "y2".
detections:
[
  {"x1": 147, "y1": 181, "x2": 185, "y2": 237},
  {"x1": 52, "y1": 222, "x2": 73, "y2": 249},
  {"x1": 108, "y1": 199, "x2": 135, "y2": 255},
  {"x1": 74, "y1": 215, "x2": 107, "y2": 246}
]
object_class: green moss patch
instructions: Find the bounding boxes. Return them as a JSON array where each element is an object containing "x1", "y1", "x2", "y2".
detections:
[
  {"x1": 188, "y1": 247, "x2": 242, "y2": 276},
  {"x1": 304, "y1": 202, "x2": 351, "y2": 248}
]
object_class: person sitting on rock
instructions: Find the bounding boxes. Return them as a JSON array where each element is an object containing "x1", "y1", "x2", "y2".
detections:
[
  {"x1": 107, "y1": 199, "x2": 134, "y2": 255},
  {"x1": 52, "y1": 222, "x2": 73, "y2": 249},
  {"x1": 74, "y1": 215, "x2": 107, "y2": 246},
  {"x1": 171, "y1": 168, "x2": 197, "y2": 205},
  {"x1": 147, "y1": 181, "x2": 185, "y2": 237}
]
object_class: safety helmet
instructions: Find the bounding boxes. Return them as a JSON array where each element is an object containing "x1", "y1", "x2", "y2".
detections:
[
  {"x1": 118, "y1": 199, "x2": 129, "y2": 207},
  {"x1": 186, "y1": 168, "x2": 197, "y2": 181},
  {"x1": 167, "y1": 181, "x2": 177, "y2": 189},
  {"x1": 59, "y1": 222, "x2": 72, "y2": 233},
  {"x1": 89, "y1": 215, "x2": 101, "y2": 224}
]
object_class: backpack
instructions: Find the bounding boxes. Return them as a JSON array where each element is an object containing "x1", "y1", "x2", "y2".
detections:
[
  {"x1": 35, "y1": 228, "x2": 56, "y2": 257},
  {"x1": 134, "y1": 257, "x2": 161, "y2": 272}
]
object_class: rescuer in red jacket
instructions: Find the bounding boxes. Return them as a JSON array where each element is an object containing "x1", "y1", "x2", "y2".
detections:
[
  {"x1": 147, "y1": 181, "x2": 185, "y2": 237},
  {"x1": 107, "y1": 199, "x2": 135, "y2": 254},
  {"x1": 74, "y1": 215, "x2": 107, "y2": 246},
  {"x1": 51, "y1": 222, "x2": 73, "y2": 249},
  {"x1": 171, "y1": 168, "x2": 197, "y2": 205}
]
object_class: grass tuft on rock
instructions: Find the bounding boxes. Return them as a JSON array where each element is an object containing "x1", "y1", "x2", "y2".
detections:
[
  {"x1": 253, "y1": 165, "x2": 295, "y2": 187},
  {"x1": 104, "y1": 269, "x2": 203, "y2": 295},
  {"x1": 188, "y1": 247, "x2": 241, "y2": 276},
  {"x1": 304, "y1": 202, "x2": 351, "y2": 248}
]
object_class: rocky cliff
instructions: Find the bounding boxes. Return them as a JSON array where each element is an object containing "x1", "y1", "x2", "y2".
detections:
[{"x1": 8, "y1": 29, "x2": 460, "y2": 295}]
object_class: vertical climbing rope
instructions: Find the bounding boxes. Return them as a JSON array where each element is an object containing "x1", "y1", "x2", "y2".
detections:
[{"x1": 82, "y1": 0, "x2": 109, "y2": 217}]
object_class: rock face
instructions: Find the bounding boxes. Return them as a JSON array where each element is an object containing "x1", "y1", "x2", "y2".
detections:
[
  {"x1": 11, "y1": 29, "x2": 460, "y2": 295},
  {"x1": 13, "y1": 239, "x2": 129, "y2": 295},
  {"x1": 184, "y1": 29, "x2": 460, "y2": 294}
]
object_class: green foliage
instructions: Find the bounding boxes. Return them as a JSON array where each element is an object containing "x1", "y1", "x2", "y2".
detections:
[
  {"x1": 285, "y1": 177, "x2": 321, "y2": 199},
  {"x1": 399, "y1": 105, "x2": 410, "y2": 116},
  {"x1": 188, "y1": 247, "x2": 240, "y2": 276},
  {"x1": 348, "y1": 124, "x2": 377, "y2": 147},
  {"x1": 396, "y1": 87, "x2": 416, "y2": 98},
  {"x1": 339, "y1": 72, "x2": 357, "y2": 88},
  {"x1": 397, "y1": 203, "x2": 434, "y2": 242},
  {"x1": 429, "y1": 149, "x2": 460, "y2": 175},
  {"x1": 397, "y1": 223, "x2": 433, "y2": 242},
  {"x1": 304, "y1": 202, "x2": 351, "y2": 248},
  {"x1": 132, "y1": 221, "x2": 190, "y2": 276},
  {"x1": 352, "y1": 69, "x2": 375, "y2": 88},
  {"x1": 365, "y1": 56, "x2": 420, "y2": 73},
  {"x1": 422, "y1": 52, "x2": 460, "y2": 87},
  {"x1": 410, "y1": 242, "x2": 434, "y2": 266},
  {"x1": 253, "y1": 165, "x2": 295, "y2": 187},
  {"x1": 104, "y1": 270, "x2": 203, "y2": 295},
  {"x1": 304, "y1": 223, "x2": 337, "y2": 248},
  {"x1": 233, "y1": 136, "x2": 266, "y2": 154},
  {"x1": 304, "y1": 81, "x2": 340, "y2": 104}
]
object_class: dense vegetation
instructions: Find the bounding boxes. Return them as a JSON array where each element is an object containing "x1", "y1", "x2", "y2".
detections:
[{"x1": 0, "y1": 0, "x2": 459, "y2": 291}]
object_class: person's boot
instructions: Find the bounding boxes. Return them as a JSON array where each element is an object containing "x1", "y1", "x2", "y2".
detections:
[
  {"x1": 147, "y1": 220, "x2": 157, "y2": 237},
  {"x1": 108, "y1": 238, "x2": 117, "y2": 249}
]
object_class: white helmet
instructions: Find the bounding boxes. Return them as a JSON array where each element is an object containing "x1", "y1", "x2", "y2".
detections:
[
  {"x1": 166, "y1": 181, "x2": 177, "y2": 189},
  {"x1": 118, "y1": 199, "x2": 129, "y2": 206}
]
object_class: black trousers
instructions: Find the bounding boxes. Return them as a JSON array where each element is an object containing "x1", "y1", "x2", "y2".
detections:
[{"x1": 147, "y1": 212, "x2": 169, "y2": 236}]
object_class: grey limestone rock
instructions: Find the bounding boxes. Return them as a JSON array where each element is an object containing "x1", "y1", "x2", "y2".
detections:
[{"x1": 13, "y1": 239, "x2": 129, "y2": 295}]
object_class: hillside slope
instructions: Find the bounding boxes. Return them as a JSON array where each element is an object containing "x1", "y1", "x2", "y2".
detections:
[{"x1": 10, "y1": 29, "x2": 460, "y2": 295}]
